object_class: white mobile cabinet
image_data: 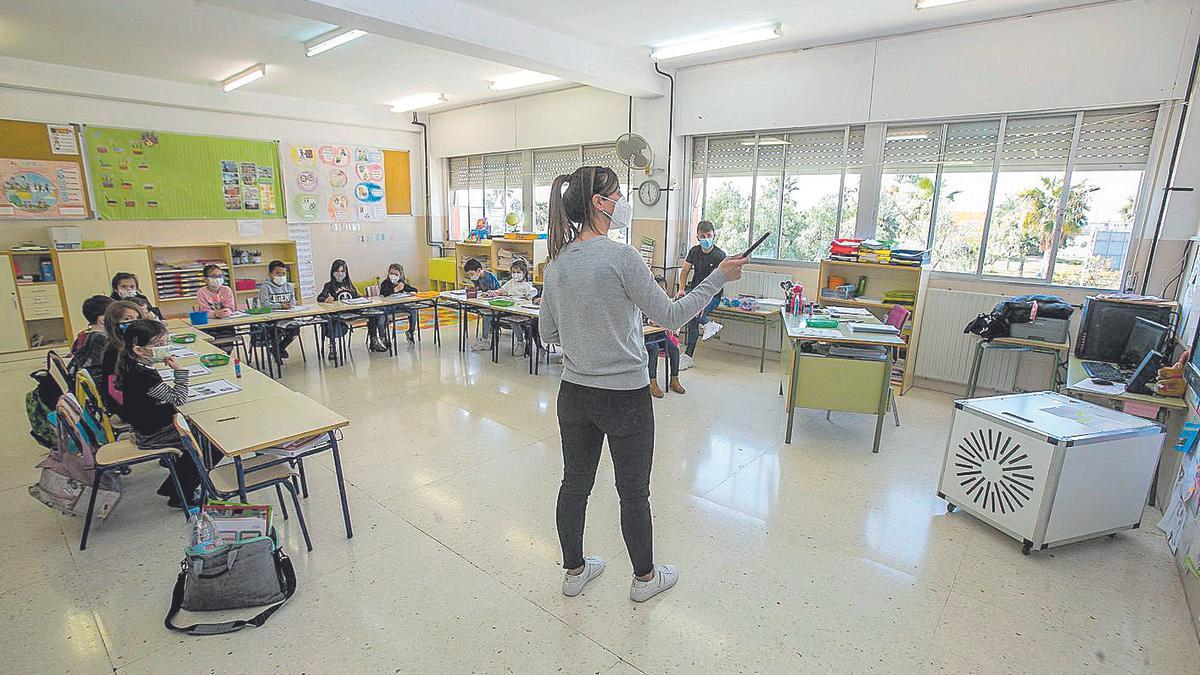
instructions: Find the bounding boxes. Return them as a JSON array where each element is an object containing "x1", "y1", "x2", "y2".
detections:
[{"x1": 937, "y1": 391, "x2": 1164, "y2": 555}]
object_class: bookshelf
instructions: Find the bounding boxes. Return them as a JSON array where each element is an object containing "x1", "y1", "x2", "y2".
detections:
[
  {"x1": 3, "y1": 250, "x2": 67, "y2": 350},
  {"x1": 816, "y1": 258, "x2": 930, "y2": 395},
  {"x1": 151, "y1": 243, "x2": 232, "y2": 315},
  {"x1": 229, "y1": 241, "x2": 300, "y2": 305},
  {"x1": 452, "y1": 237, "x2": 548, "y2": 285}
]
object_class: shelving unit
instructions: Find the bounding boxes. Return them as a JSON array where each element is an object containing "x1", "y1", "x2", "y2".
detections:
[
  {"x1": 5, "y1": 250, "x2": 68, "y2": 350},
  {"x1": 229, "y1": 241, "x2": 300, "y2": 305},
  {"x1": 452, "y1": 237, "x2": 548, "y2": 286},
  {"x1": 151, "y1": 243, "x2": 232, "y2": 315},
  {"x1": 816, "y1": 258, "x2": 930, "y2": 395}
]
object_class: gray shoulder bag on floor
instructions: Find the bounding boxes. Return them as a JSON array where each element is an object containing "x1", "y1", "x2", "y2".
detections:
[{"x1": 165, "y1": 534, "x2": 296, "y2": 635}]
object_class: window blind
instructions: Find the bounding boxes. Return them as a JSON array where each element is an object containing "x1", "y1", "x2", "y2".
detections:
[
  {"x1": 448, "y1": 156, "x2": 470, "y2": 191},
  {"x1": 691, "y1": 137, "x2": 707, "y2": 176},
  {"x1": 785, "y1": 129, "x2": 847, "y2": 175},
  {"x1": 846, "y1": 126, "x2": 866, "y2": 173},
  {"x1": 583, "y1": 144, "x2": 627, "y2": 181},
  {"x1": 505, "y1": 152, "x2": 526, "y2": 186},
  {"x1": 1075, "y1": 107, "x2": 1157, "y2": 170},
  {"x1": 705, "y1": 136, "x2": 756, "y2": 177},
  {"x1": 942, "y1": 120, "x2": 1001, "y2": 171},
  {"x1": 882, "y1": 124, "x2": 942, "y2": 172},
  {"x1": 483, "y1": 154, "x2": 506, "y2": 191},
  {"x1": 1000, "y1": 114, "x2": 1075, "y2": 170},
  {"x1": 533, "y1": 147, "x2": 580, "y2": 184},
  {"x1": 754, "y1": 138, "x2": 786, "y2": 175}
]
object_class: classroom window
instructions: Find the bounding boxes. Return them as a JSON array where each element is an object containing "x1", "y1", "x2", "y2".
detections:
[
  {"x1": 533, "y1": 147, "x2": 580, "y2": 233},
  {"x1": 687, "y1": 105, "x2": 1159, "y2": 289}
]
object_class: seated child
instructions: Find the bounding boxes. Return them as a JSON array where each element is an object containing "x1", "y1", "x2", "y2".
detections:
[
  {"x1": 317, "y1": 259, "x2": 359, "y2": 360},
  {"x1": 114, "y1": 319, "x2": 201, "y2": 507},
  {"x1": 196, "y1": 264, "x2": 234, "y2": 319},
  {"x1": 258, "y1": 260, "x2": 301, "y2": 359},
  {"x1": 100, "y1": 300, "x2": 148, "y2": 415},
  {"x1": 70, "y1": 295, "x2": 113, "y2": 384},
  {"x1": 646, "y1": 275, "x2": 685, "y2": 398},
  {"x1": 491, "y1": 259, "x2": 539, "y2": 350},
  {"x1": 379, "y1": 262, "x2": 420, "y2": 345},
  {"x1": 464, "y1": 258, "x2": 499, "y2": 352},
  {"x1": 110, "y1": 272, "x2": 163, "y2": 319}
]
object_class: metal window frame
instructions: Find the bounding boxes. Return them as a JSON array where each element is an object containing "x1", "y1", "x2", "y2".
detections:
[
  {"x1": 925, "y1": 123, "x2": 950, "y2": 252},
  {"x1": 747, "y1": 132, "x2": 762, "y2": 256},
  {"x1": 975, "y1": 116, "x2": 1007, "y2": 276},
  {"x1": 1044, "y1": 112, "x2": 1085, "y2": 283}
]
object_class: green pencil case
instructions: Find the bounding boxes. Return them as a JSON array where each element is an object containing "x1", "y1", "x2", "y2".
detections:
[{"x1": 807, "y1": 318, "x2": 839, "y2": 329}]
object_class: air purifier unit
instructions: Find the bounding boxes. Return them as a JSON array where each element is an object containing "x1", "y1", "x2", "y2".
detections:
[{"x1": 937, "y1": 391, "x2": 1163, "y2": 555}]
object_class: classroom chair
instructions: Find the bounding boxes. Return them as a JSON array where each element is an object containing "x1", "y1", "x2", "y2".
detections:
[
  {"x1": 74, "y1": 370, "x2": 116, "y2": 444},
  {"x1": 883, "y1": 304, "x2": 911, "y2": 427},
  {"x1": 172, "y1": 414, "x2": 313, "y2": 552},
  {"x1": 78, "y1": 399, "x2": 190, "y2": 551},
  {"x1": 47, "y1": 350, "x2": 74, "y2": 399}
]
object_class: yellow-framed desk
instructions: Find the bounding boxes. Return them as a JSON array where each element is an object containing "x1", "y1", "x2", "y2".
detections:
[
  {"x1": 707, "y1": 305, "x2": 782, "y2": 373},
  {"x1": 781, "y1": 309, "x2": 905, "y2": 453},
  {"x1": 1065, "y1": 354, "x2": 1187, "y2": 507}
]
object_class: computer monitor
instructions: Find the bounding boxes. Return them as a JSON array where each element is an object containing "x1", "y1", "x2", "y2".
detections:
[{"x1": 1120, "y1": 317, "x2": 1169, "y2": 368}]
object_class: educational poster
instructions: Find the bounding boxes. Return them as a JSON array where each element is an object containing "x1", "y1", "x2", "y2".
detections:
[
  {"x1": 0, "y1": 159, "x2": 88, "y2": 219},
  {"x1": 280, "y1": 142, "x2": 387, "y2": 224},
  {"x1": 84, "y1": 127, "x2": 282, "y2": 220}
]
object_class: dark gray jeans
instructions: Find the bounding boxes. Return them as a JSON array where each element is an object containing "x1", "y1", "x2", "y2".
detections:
[{"x1": 556, "y1": 380, "x2": 655, "y2": 577}]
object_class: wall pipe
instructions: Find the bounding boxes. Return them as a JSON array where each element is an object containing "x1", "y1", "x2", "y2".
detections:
[
  {"x1": 654, "y1": 63, "x2": 675, "y2": 277},
  {"x1": 411, "y1": 113, "x2": 444, "y2": 257}
]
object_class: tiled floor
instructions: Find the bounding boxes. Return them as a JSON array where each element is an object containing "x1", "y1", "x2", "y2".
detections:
[{"x1": 2, "y1": 329, "x2": 1198, "y2": 673}]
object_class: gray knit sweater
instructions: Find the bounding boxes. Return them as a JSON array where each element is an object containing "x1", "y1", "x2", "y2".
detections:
[{"x1": 539, "y1": 236, "x2": 727, "y2": 390}]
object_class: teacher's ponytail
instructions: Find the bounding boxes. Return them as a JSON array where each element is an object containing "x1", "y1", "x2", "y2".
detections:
[{"x1": 547, "y1": 166, "x2": 619, "y2": 260}]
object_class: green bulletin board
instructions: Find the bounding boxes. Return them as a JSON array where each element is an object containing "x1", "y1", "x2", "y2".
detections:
[{"x1": 84, "y1": 126, "x2": 282, "y2": 220}]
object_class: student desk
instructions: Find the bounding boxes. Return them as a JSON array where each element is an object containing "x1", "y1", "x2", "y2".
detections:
[
  {"x1": 965, "y1": 335, "x2": 1071, "y2": 397},
  {"x1": 781, "y1": 309, "x2": 905, "y2": 452},
  {"x1": 1065, "y1": 354, "x2": 1187, "y2": 507},
  {"x1": 704, "y1": 305, "x2": 782, "y2": 373},
  {"x1": 187, "y1": 391, "x2": 354, "y2": 538}
]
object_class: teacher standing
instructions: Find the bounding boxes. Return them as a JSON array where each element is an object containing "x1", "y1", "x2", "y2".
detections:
[{"x1": 539, "y1": 166, "x2": 747, "y2": 602}]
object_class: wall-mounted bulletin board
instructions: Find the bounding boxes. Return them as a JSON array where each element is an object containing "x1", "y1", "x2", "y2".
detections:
[
  {"x1": 0, "y1": 118, "x2": 90, "y2": 219},
  {"x1": 279, "y1": 141, "x2": 388, "y2": 224},
  {"x1": 383, "y1": 149, "x2": 412, "y2": 215},
  {"x1": 83, "y1": 126, "x2": 282, "y2": 220}
]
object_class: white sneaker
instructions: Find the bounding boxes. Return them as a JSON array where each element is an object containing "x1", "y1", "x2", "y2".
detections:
[
  {"x1": 679, "y1": 354, "x2": 695, "y2": 371},
  {"x1": 701, "y1": 321, "x2": 724, "y2": 341},
  {"x1": 471, "y1": 338, "x2": 492, "y2": 352},
  {"x1": 630, "y1": 564, "x2": 678, "y2": 602},
  {"x1": 562, "y1": 556, "x2": 605, "y2": 597}
]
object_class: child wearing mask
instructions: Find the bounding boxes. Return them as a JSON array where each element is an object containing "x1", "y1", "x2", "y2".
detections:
[
  {"x1": 110, "y1": 272, "x2": 163, "y2": 319},
  {"x1": 317, "y1": 259, "x2": 359, "y2": 360},
  {"x1": 492, "y1": 259, "x2": 538, "y2": 351},
  {"x1": 100, "y1": 299, "x2": 149, "y2": 415},
  {"x1": 196, "y1": 264, "x2": 234, "y2": 319},
  {"x1": 114, "y1": 319, "x2": 202, "y2": 507},
  {"x1": 647, "y1": 275, "x2": 685, "y2": 398},
  {"x1": 675, "y1": 220, "x2": 726, "y2": 370},
  {"x1": 71, "y1": 295, "x2": 113, "y2": 384},
  {"x1": 464, "y1": 258, "x2": 499, "y2": 352},
  {"x1": 379, "y1": 262, "x2": 419, "y2": 346},
  {"x1": 258, "y1": 260, "x2": 300, "y2": 359}
]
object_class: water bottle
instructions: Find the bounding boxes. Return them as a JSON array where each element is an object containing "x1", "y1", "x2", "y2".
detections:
[{"x1": 188, "y1": 507, "x2": 220, "y2": 553}]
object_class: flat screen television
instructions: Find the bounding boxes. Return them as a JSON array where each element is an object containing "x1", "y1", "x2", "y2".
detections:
[{"x1": 1075, "y1": 297, "x2": 1175, "y2": 362}]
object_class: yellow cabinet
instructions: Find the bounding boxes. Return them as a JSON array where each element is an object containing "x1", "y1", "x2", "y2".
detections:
[
  {"x1": 56, "y1": 247, "x2": 154, "y2": 336},
  {"x1": 0, "y1": 255, "x2": 29, "y2": 353},
  {"x1": 18, "y1": 284, "x2": 63, "y2": 319}
]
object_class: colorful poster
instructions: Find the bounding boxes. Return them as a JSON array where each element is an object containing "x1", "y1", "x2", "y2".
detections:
[
  {"x1": 280, "y1": 141, "x2": 387, "y2": 224},
  {"x1": 84, "y1": 127, "x2": 282, "y2": 220},
  {"x1": 0, "y1": 158, "x2": 88, "y2": 219}
]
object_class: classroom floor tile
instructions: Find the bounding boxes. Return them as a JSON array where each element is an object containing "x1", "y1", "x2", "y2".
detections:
[{"x1": 2, "y1": 332, "x2": 1197, "y2": 673}]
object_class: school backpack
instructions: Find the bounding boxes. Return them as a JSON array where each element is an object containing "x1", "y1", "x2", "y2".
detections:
[
  {"x1": 28, "y1": 393, "x2": 122, "y2": 519},
  {"x1": 25, "y1": 369, "x2": 61, "y2": 449}
]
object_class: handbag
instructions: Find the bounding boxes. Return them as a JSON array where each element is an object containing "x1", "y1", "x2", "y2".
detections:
[{"x1": 165, "y1": 532, "x2": 296, "y2": 635}]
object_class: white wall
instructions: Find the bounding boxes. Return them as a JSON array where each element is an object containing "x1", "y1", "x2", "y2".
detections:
[
  {"x1": 676, "y1": 0, "x2": 1198, "y2": 135},
  {"x1": 0, "y1": 86, "x2": 435, "y2": 289}
]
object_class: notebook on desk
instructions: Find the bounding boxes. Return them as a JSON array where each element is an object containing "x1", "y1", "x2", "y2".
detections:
[{"x1": 848, "y1": 322, "x2": 899, "y2": 334}]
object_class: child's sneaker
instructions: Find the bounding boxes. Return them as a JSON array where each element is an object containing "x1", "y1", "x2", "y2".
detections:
[
  {"x1": 630, "y1": 564, "x2": 678, "y2": 602},
  {"x1": 471, "y1": 338, "x2": 492, "y2": 352},
  {"x1": 701, "y1": 321, "x2": 723, "y2": 341},
  {"x1": 562, "y1": 555, "x2": 605, "y2": 597},
  {"x1": 679, "y1": 354, "x2": 694, "y2": 370}
]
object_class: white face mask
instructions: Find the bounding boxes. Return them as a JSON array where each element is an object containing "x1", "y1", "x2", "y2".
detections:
[
  {"x1": 388, "y1": 274, "x2": 401, "y2": 284},
  {"x1": 333, "y1": 271, "x2": 347, "y2": 282},
  {"x1": 118, "y1": 288, "x2": 138, "y2": 298},
  {"x1": 206, "y1": 277, "x2": 224, "y2": 289},
  {"x1": 599, "y1": 194, "x2": 633, "y2": 231},
  {"x1": 273, "y1": 275, "x2": 288, "y2": 285},
  {"x1": 511, "y1": 272, "x2": 525, "y2": 283}
]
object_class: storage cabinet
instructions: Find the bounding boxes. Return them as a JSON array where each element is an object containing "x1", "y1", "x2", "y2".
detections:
[
  {"x1": 56, "y1": 247, "x2": 155, "y2": 336},
  {"x1": 0, "y1": 254, "x2": 30, "y2": 353},
  {"x1": 18, "y1": 284, "x2": 63, "y2": 319}
]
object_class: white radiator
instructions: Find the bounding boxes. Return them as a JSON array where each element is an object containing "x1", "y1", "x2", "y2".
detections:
[
  {"x1": 712, "y1": 270, "x2": 791, "y2": 352},
  {"x1": 914, "y1": 289, "x2": 1020, "y2": 390}
]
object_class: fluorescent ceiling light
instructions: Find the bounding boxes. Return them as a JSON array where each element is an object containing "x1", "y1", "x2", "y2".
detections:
[
  {"x1": 914, "y1": 0, "x2": 974, "y2": 8},
  {"x1": 390, "y1": 93, "x2": 446, "y2": 113},
  {"x1": 742, "y1": 137, "x2": 789, "y2": 146},
  {"x1": 305, "y1": 28, "x2": 367, "y2": 57},
  {"x1": 886, "y1": 131, "x2": 930, "y2": 141},
  {"x1": 221, "y1": 64, "x2": 265, "y2": 92},
  {"x1": 489, "y1": 70, "x2": 560, "y2": 91},
  {"x1": 651, "y1": 23, "x2": 781, "y2": 60}
]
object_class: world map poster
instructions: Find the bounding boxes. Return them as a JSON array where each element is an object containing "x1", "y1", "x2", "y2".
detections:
[
  {"x1": 0, "y1": 158, "x2": 88, "y2": 219},
  {"x1": 84, "y1": 127, "x2": 282, "y2": 220}
]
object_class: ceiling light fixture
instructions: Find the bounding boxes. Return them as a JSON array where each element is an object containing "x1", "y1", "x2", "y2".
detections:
[
  {"x1": 305, "y1": 28, "x2": 367, "y2": 57},
  {"x1": 741, "y1": 137, "x2": 790, "y2": 146},
  {"x1": 489, "y1": 70, "x2": 560, "y2": 91},
  {"x1": 221, "y1": 64, "x2": 266, "y2": 92},
  {"x1": 886, "y1": 130, "x2": 931, "y2": 141},
  {"x1": 914, "y1": 0, "x2": 975, "y2": 9},
  {"x1": 390, "y1": 93, "x2": 447, "y2": 113},
  {"x1": 651, "y1": 23, "x2": 782, "y2": 60}
]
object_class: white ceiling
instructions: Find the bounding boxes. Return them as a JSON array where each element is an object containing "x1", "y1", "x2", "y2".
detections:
[{"x1": 0, "y1": 0, "x2": 1113, "y2": 115}]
